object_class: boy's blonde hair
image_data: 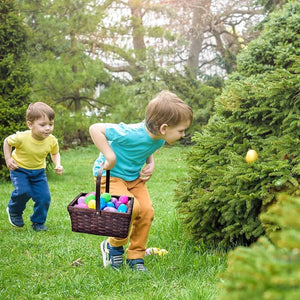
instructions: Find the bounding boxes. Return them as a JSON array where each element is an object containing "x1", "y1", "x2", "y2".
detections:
[
  {"x1": 145, "y1": 91, "x2": 193, "y2": 135},
  {"x1": 26, "y1": 102, "x2": 55, "y2": 123}
]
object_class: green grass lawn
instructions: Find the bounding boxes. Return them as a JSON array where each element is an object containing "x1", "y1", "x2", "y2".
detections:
[{"x1": 0, "y1": 145, "x2": 226, "y2": 300}]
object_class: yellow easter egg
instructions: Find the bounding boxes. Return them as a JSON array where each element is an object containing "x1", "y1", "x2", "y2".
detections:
[
  {"x1": 245, "y1": 149, "x2": 258, "y2": 163},
  {"x1": 88, "y1": 199, "x2": 96, "y2": 209}
]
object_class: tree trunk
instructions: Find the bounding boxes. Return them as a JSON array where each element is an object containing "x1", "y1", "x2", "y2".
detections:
[{"x1": 186, "y1": 0, "x2": 211, "y2": 78}]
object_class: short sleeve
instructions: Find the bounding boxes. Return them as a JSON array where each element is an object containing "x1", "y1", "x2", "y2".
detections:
[
  {"x1": 6, "y1": 132, "x2": 21, "y2": 148},
  {"x1": 50, "y1": 136, "x2": 59, "y2": 155}
]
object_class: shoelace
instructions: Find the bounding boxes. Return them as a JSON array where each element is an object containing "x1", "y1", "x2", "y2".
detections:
[
  {"x1": 111, "y1": 254, "x2": 123, "y2": 267},
  {"x1": 134, "y1": 263, "x2": 147, "y2": 271}
]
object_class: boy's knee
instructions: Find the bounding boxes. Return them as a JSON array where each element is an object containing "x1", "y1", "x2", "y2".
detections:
[
  {"x1": 141, "y1": 204, "x2": 155, "y2": 221},
  {"x1": 12, "y1": 188, "x2": 31, "y2": 199}
]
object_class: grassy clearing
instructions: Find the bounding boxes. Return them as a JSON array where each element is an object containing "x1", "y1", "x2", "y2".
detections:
[{"x1": 0, "y1": 145, "x2": 226, "y2": 300}]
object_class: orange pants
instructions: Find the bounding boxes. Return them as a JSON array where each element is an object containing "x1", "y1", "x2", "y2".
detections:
[{"x1": 98, "y1": 176, "x2": 154, "y2": 260}]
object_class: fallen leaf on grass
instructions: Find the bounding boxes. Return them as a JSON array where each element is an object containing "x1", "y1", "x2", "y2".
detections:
[{"x1": 71, "y1": 258, "x2": 83, "y2": 267}]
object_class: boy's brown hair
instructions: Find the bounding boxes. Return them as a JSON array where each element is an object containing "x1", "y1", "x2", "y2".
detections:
[
  {"x1": 26, "y1": 102, "x2": 55, "y2": 123},
  {"x1": 145, "y1": 91, "x2": 193, "y2": 135}
]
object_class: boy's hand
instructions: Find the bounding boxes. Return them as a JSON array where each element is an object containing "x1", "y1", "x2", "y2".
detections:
[
  {"x1": 139, "y1": 163, "x2": 154, "y2": 181},
  {"x1": 6, "y1": 158, "x2": 18, "y2": 171},
  {"x1": 55, "y1": 165, "x2": 64, "y2": 175}
]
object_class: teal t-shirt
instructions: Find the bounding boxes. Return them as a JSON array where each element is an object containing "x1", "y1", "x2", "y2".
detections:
[{"x1": 93, "y1": 122, "x2": 165, "y2": 181}]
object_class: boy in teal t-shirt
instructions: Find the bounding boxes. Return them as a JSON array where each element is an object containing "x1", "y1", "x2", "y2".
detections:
[{"x1": 90, "y1": 91, "x2": 193, "y2": 271}]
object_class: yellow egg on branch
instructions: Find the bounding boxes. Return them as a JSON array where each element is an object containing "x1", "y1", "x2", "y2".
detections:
[{"x1": 245, "y1": 149, "x2": 258, "y2": 163}]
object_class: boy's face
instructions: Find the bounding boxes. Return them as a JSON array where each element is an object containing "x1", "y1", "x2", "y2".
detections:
[
  {"x1": 27, "y1": 115, "x2": 54, "y2": 141},
  {"x1": 162, "y1": 120, "x2": 190, "y2": 145}
]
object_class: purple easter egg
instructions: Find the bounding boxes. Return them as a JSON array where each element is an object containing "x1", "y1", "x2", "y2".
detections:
[
  {"x1": 78, "y1": 196, "x2": 86, "y2": 204},
  {"x1": 111, "y1": 197, "x2": 118, "y2": 205},
  {"x1": 117, "y1": 204, "x2": 128, "y2": 213},
  {"x1": 119, "y1": 195, "x2": 128, "y2": 204},
  {"x1": 103, "y1": 207, "x2": 118, "y2": 212},
  {"x1": 115, "y1": 201, "x2": 122, "y2": 209}
]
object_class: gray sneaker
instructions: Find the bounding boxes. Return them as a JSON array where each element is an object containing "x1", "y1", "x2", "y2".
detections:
[
  {"x1": 100, "y1": 239, "x2": 124, "y2": 270},
  {"x1": 6, "y1": 207, "x2": 24, "y2": 227},
  {"x1": 126, "y1": 259, "x2": 148, "y2": 272}
]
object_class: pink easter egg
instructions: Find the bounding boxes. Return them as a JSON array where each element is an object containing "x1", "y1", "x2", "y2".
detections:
[
  {"x1": 119, "y1": 195, "x2": 128, "y2": 204},
  {"x1": 77, "y1": 203, "x2": 89, "y2": 208}
]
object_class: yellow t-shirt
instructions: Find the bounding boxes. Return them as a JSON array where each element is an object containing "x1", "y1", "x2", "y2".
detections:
[{"x1": 7, "y1": 130, "x2": 59, "y2": 170}]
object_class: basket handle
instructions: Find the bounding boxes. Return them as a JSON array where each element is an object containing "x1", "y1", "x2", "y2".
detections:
[{"x1": 95, "y1": 163, "x2": 110, "y2": 211}]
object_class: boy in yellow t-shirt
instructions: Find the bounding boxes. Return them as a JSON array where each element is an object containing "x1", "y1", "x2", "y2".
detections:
[{"x1": 3, "y1": 102, "x2": 63, "y2": 231}]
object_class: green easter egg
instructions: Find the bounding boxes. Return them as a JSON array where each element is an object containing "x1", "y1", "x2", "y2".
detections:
[
  {"x1": 85, "y1": 194, "x2": 96, "y2": 204},
  {"x1": 101, "y1": 192, "x2": 111, "y2": 202}
]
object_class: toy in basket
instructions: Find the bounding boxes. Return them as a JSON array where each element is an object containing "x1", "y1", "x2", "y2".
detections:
[{"x1": 67, "y1": 166, "x2": 134, "y2": 238}]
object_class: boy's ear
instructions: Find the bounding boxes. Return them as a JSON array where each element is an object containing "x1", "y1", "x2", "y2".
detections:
[
  {"x1": 159, "y1": 124, "x2": 168, "y2": 135},
  {"x1": 27, "y1": 121, "x2": 33, "y2": 129}
]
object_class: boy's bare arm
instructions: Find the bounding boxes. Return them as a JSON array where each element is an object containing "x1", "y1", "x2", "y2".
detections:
[
  {"x1": 50, "y1": 152, "x2": 64, "y2": 175},
  {"x1": 3, "y1": 138, "x2": 18, "y2": 170},
  {"x1": 89, "y1": 123, "x2": 116, "y2": 170}
]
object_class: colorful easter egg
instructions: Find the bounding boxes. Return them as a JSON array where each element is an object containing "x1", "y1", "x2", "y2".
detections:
[
  {"x1": 101, "y1": 193, "x2": 111, "y2": 202},
  {"x1": 119, "y1": 195, "x2": 128, "y2": 204},
  {"x1": 88, "y1": 199, "x2": 96, "y2": 209},
  {"x1": 103, "y1": 207, "x2": 118, "y2": 212},
  {"x1": 117, "y1": 204, "x2": 127, "y2": 213}
]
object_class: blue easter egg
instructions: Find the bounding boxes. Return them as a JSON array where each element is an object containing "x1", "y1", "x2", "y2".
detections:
[
  {"x1": 106, "y1": 201, "x2": 115, "y2": 208},
  {"x1": 117, "y1": 204, "x2": 127, "y2": 213},
  {"x1": 100, "y1": 197, "x2": 107, "y2": 210}
]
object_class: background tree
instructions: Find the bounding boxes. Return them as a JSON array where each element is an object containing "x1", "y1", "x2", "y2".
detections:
[
  {"x1": 152, "y1": 0, "x2": 264, "y2": 77},
  {"x1": 21, "y1": 0, "x2": 110, "y2": 112},
  {"x1": 92, "y1": 0, "x2": 264, "y2": 79},
  {"x1": 175, "y1": 1, "x2": 300, "y2": 249},
  {"x1": 0, "y1": 0, "x2": 32, "y2": 180}
]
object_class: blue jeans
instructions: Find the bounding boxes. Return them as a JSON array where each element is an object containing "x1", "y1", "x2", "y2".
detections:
[{"x1": 8, "y1": 167, "x2": 51, "y2": 224}]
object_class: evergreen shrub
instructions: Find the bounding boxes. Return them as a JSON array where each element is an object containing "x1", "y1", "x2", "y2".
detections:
[
  {"x1": 175, "y1": 2, "x2": 300, "y2": 248},
  {"x1": 0, "y1": 0, "x2": 32, "y2": 180},
  {"x1": 217, "y1": 193, "x2": 300, "y2": 300}
]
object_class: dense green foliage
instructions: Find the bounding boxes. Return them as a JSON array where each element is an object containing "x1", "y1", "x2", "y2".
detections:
[
  {"x1": 218, "y1": 193, "x2": 300, "y2": 299},
  {"x1": 237, "y1": 1, "x2": 299, "y2": 76},
  {"x1": 175, "y1": 2, "x2": 300, "y2": 248},
  {"x1": 0, "y1": 0, "x2": 32, "y2": 180}
]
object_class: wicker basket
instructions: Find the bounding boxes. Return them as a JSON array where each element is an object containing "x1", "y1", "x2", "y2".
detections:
[{"x1": 67, "y1": 167, "x2": 134, "y2": 238}]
